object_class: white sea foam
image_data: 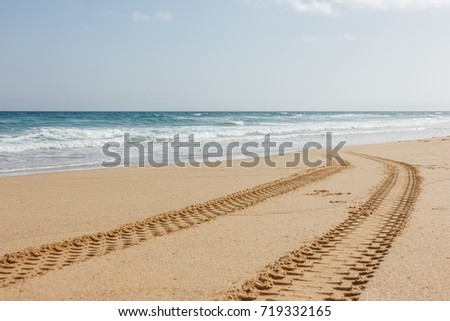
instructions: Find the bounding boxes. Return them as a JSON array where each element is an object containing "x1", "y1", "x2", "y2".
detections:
[
  {"x1": 1, "y1": 112, "x2": 449, "y2": 176},
  {"x1": 0, "y1": 116, "x2": 448, "y2": 153}
]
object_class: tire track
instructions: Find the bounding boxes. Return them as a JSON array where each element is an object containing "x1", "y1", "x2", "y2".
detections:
[
  {"x1": 227, "y1": 153, "x2": 421, "y2": 301},
  {"x1": 0, "y1": 163, "x2": 345, "y2": 288}
]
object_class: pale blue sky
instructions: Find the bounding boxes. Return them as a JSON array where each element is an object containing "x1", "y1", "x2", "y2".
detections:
[{"x1": 1, "y1": 0, "x2": 450, "y2": 111}]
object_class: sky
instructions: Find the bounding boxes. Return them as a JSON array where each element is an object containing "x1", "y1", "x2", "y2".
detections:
[{"x1": 1, "y1": 0, "x2": 450, "y2": 111}]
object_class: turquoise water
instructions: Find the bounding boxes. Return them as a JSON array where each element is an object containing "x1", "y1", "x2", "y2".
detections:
[{"x1": 0, "y1": 111, "x2": 449, "y2": 176}]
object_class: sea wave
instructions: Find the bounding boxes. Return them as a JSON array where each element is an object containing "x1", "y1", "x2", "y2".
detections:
[
  {"x1": 0, "y1": 161, "x2": 100, "y2": 174},
  {"x1": 218, "y1": 120, "x2": 245, "y2": 126},
  {"x1": 1, "y1": 112, "x2": 450, "y2": 176},
  {"x1": 1, "y1": 114, "x2": 449, "y2": 153}
]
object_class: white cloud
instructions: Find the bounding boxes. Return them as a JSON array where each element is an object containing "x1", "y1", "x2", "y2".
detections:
[
  {"x1": 132, "y1": 11, "x2": 152, "y2": 23},
  {"x1": 334, "y1": 0, "x2": 450, "y2": 10},
  {"x1": 132, "y1": 10, "x2": 173, "y2": 23},
  {"x1": 338, "y1": 33, "x2": 356, "y2": 40},
  {"x1": 288, "y1": 0, "x2": 338, "y2": 14},
  {"x1": 274, "y1": 0, "x2": 338, "y2": 14},
  {"x1": 155, "y1": 10, "x2": 172, "y2": 22},
  {"x1": 246, "y1": 0, "x2": 450, "y2": 15}
]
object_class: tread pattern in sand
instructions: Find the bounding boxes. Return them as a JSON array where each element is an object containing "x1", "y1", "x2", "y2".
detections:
[
  {"x1": 0, "y1": 164, "x2": 345, "y2": 288},
  {"x1": 227, "y1": 153, "x2": 421, "y2": 301}
]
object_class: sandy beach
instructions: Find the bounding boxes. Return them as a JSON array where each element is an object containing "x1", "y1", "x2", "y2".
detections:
[{"x1": 0, "y1": 137, "x2": 449, "y2": 300}]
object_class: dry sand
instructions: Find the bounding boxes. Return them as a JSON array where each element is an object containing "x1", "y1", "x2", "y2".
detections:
[{"x1": 0, "y1": 137, "x2": 448, "y2": 300}]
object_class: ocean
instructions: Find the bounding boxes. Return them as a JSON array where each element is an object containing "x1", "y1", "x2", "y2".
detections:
[{"x1": 0, "y1": 111, "x2": 449, "y2": 176}]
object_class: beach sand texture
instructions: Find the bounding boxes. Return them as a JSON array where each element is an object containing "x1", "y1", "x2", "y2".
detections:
[{"x1": 0, "y1": 138, "x2": 449, "y2": 300}]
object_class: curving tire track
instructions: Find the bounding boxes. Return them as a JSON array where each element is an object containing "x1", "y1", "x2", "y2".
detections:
[
  {"x1": 0, "y1": 163, "x2": 345, "y2": 288},
  {"x1": 227, "y1": 153, "x2": 421, "y2": 301}
]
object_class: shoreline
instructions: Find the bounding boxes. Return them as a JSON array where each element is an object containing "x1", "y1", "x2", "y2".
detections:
[
  {"x1": 2, "y1": 110, "x2": 450, "y2": 178},
  {"x1": 0, "y1": 135, "x2": 449, "y2": 300},
  {"x1": 0, "y1": 133, "x2": 447, "y2": 179}
]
